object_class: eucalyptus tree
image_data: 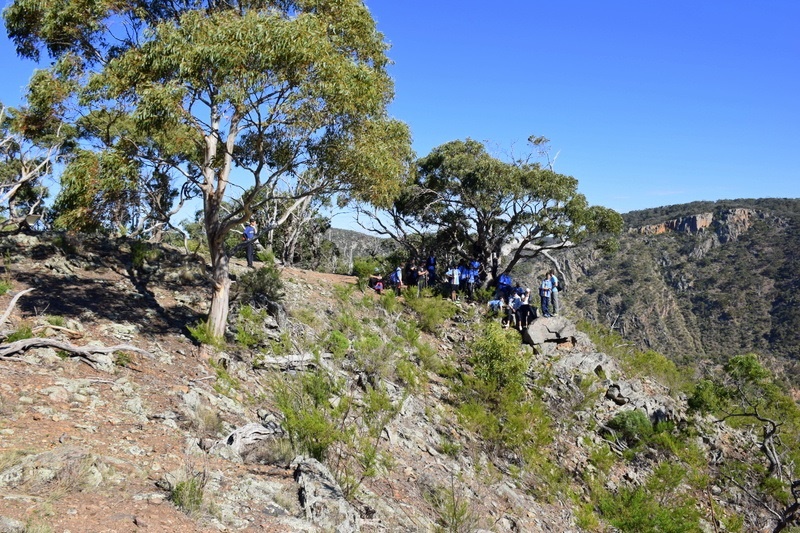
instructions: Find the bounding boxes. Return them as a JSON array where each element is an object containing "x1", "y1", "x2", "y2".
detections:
[
  {"x1": 360, "y1": 138, "x2": 623, "y2": 282},
  {"x1": 0, "y1": 102, "x2": 69, "y2": 229},
  {"x1": 5, "y1": 0, "x2": 412, "y2": 336}
]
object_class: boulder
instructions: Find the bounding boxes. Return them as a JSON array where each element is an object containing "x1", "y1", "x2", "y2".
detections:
[{"x1": 292, "y1": 456, "x2": 361, "y2": 533}]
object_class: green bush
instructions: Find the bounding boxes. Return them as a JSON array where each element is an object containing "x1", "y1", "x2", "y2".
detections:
[
  {"x1": 187, "y1": 320, "x2": 224, "y2": 349},
  {"x1": 469, "y1": 322, "x2": 529, "y2": 392},
  {"x1": 130, "y1": 240, "x2": 160, "y2": 268},
  {"x1": 234, "y1": 304, "x2": 272, "y2": 348},
  {"x1": 0, "y1": 280, "x2": 11, "y2": 296},
  {"x1": 404, "y1": 292, "x2": 457, "y2": 333},
  {"x1": 597, "y1": 483, "x2": 701, "y2": 533},
  {"x1": 605, "y1": 409, "x2": 653, "y2": 447},
  {"x1": 238, "y1": 263, "x2": 284, "y2": 304},
  {"x1": 352, "y1": 257, "x2": 381, "y2": 291},
  {"x1": 170, "y1": 476, "x2": 205, "y2": 515},
  {"x1": 324, "y1": 330, "x2": 350, "y2": 359}
]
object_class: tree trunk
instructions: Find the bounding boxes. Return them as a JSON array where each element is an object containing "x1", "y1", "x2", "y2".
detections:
[{"x1": 207, "y1": 249, "x2": 231, "y2": 339}]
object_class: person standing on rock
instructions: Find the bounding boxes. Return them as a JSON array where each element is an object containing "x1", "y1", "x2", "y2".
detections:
[
  {"x1": 243, "y1": 219, "x2": 257, "y2": 268},
  {"x1": 548, "y1": 269, "x2": 559, "y2": 316},
  {"x1": 539, "y1": 272, "x2": 552, "y2": 317}
]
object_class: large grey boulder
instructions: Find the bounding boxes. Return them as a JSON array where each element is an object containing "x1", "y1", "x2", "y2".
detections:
[
  {"x1": 292, "y1": 456, "x2": 361, "y2": 533},
  {"x1": 521, "y1": 315, "x2": 580, "y2": 355}
]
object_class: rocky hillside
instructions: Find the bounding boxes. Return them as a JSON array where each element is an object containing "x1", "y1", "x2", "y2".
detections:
[
  {"x1": 0, "y1": 232, "x2": 797, "y2": 532},
  {"x1": 518, "y1": 198, "x2": 800, "y2": 381}
]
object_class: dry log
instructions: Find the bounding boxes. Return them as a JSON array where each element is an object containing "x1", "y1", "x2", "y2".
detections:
[
  {"x1": 0, "y1": 288, "x2": 34, "y2": 328},
  {"x1": 0, "y1": 337, "x2": 155, "y2": 370}
]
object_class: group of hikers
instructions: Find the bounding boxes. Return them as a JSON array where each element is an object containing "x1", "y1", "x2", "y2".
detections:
[
  {"x1": 489, "y1": 269, "x2": 560, "y2": 330},
  {"x1": 368, "y1": 253, "x2": 561, "y2": 331}
]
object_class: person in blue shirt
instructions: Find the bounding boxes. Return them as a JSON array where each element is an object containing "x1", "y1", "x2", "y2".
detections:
[
  {"x1": 497, "y1": 272, "x2": 513, "y2": 303},
  {"x1": 539, "y1": 272, "x2": 553, "y2": 317},
  {"x1": 426, "y1": 253, "x2": 437, "y2": 285},
  {"x1": 548, "y1": 269, "x2": 560, "y2": 316},
  {"x1": 243, "y1": 219, "x2": 257, "y2": 268}
]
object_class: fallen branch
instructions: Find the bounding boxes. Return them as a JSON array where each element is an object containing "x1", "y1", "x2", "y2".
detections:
[
  {"x1": 0, "y1": 337, "x2": 155, "y2": 370},
  {"x1": 0, "y1": 288, "x2": 34, "y2": 328},
  {"x1": 32, "y1": 324, "x2": 83, "y2": 338}
]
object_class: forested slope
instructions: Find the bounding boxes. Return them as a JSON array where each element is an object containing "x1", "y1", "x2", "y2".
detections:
[{"x1": 527, "y1": 198, "x2": 800, "y2": 380}]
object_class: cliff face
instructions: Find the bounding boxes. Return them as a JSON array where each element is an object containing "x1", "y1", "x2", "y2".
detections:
[
  {"x1": 515, "y1": 199, "x2": 800, "y2": 380},
  {"x1": 631, "y1": 208, "x2": 757, "y2": 243}
]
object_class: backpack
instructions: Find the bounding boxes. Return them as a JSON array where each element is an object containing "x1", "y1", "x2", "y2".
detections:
[{"x1": 499, "y1": 273, "x2": 512, "y2": 287}]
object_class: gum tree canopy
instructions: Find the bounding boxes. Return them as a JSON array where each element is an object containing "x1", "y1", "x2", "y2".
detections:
[
  {"x1": 362, "y1": 138, "x2": 622, "y2": 280},
  {"x1": 4, "y1": 0, "x2": 412, "y2": 336}
]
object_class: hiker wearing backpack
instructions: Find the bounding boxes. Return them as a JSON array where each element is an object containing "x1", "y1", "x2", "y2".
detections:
[
  {"x1": 389, "y1": 266, "x2": 404, "y2": 295},
  {"x1": 497, "y1": 271, "x2": 513, "y2": 303},
  {"x1": 539, "y1": 272, "x2": 553, "y2": 317},
  {"x1": 426, "y1": 253, "x2": 437, "y2": 285},
  {"x1": 548, "y1": 269, "x2": 560, "y2": 316}
]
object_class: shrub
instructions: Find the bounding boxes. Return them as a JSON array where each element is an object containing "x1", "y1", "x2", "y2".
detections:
[
  {"x1": 352, "y1": 257, "x2": 381, "y2": 291},
  {"x1": 130, "y1": 240, "x2": 160, "y2": 268},
  {"x1": 170, "y1": 475, "x2": 205, "y2": 515},
  {"x1": 46, "y1": 315, "x2": 66, "y2": 327},
  {"x1": 238, "y1": 263, "x2": 284, "y2": 305},
  {"x1": 0, "y1": 280, "x2": 11, "y2": 296},
  {"x1": 469, "y1": 322, "x2": 529, "y2": 392},
  {"x1": 605, "y1": 409, "x2": 653, "y2": 447},
  {"x1": 187, "y1": 320, "x2": 224, "y2": 349},
  {"x1": 404, "y1": 293, "x2": 457, "y2": 333},
  {"x1": 324, "y1": 330, "x2": 350, "y2": 359}
]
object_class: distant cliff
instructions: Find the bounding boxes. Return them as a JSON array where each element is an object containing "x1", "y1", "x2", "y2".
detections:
[{"x1": 515, "y1": 198, "x2": 800, "y2": 382}]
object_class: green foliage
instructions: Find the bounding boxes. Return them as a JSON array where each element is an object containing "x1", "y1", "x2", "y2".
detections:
[
  {"x1": 469, "y1": 322, "x2": 528, "y2": 392},
  {"x1": 352, "y1": 257, "x2": 381, "y2": 291},
  {"x1": 687, "y1": 379, "x2": 726, "y2": 414},
  {"x1": 324, "y1": 330, "x2": 350, "y2": 360},
  {"x1": 238, "y1": 263, "x2": 284, "y2": 305},
  {"x1": 379, "y1": 289, "x2": 399, "y2": 313},
  {"x1": 114, "y1": 352, "x2": 132, "y2": 367},
  {"x1": 454, "y1": 322, "x2": 551, "y2": 468},
  {"x1": 233, "y1": 304, "x2": 271, "y2": 349},
  {"x1": 5, "y1": 324, "x2": 33, "y2": 342},
  {"x1": 422, "y1": 475, "x2": 480, "y2": 533},
  {"x1": 596, "y1": 482, "x2": 701, "y2": 533},
  {"x1": 187, "y1": 320, "x2": 224, "y2": 349},
  {"x1": 129, "y1": 240, "x2": 160, "y2": 268},
  {"x1": 170, "y1": 476, "x2": 205, "y2": 515},
  {"x1": 395, "y1": 359, "x2": 422, "y2": 391},
  {"x1": 273, "y1": 364, "x2": 398, "y2": 498},
  {"x1": 209, "y1": 359, "x2": 244, "y2": 399},
  {"x1": 0, "y1": 280, "x2": 11, "y2": 295},
  {"x1": 404, "y1": 292, "x2": 457, "y2": 333},
  {"x1": 605, "y1": 409, "x2": 653, "y2": 447},
  {"x1": 578, "y1": 321, "x2": 690, "y2": 391},
  {"x1": 45, "y1": 315, "x2": 65, "y2": 327}
]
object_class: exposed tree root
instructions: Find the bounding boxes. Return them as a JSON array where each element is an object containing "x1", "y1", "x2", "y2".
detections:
[{"x1": 0, "y1": 337, "x2": 155, "y2": 370}]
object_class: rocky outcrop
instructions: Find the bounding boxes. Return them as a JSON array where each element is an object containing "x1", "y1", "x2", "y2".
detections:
[
  {"x1": 631, "y1": 208, "x2": 758, "y2": 243},
  {"x1": 292, "y1": 457, "x2": 361, "y2": 533},
  {"x1": 633, "y1": 212, "x2": 714, "y2": 235}
]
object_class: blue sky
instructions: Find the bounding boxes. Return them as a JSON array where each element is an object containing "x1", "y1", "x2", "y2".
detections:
[
  {"x1": 2, "y1": 1, "x2": 798, "y2": 227},
  {"x1": 361, "y1": 0, "x2": 800, "y2": 216}
]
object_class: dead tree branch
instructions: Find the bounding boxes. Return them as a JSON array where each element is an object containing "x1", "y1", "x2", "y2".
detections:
[
  {"x1": 0, "y1": 288, "x2": 34, "y2": 329},
  {"x1": 0, "y1": 337, "x2": 155, "y2": 370}
]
